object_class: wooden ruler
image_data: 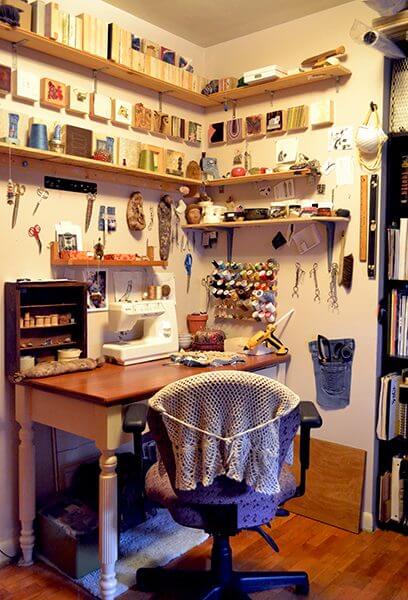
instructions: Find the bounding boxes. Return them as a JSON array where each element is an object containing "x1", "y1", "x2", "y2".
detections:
[{"x1": 360, "y1": 175, "x2": 368, "y2": 262}]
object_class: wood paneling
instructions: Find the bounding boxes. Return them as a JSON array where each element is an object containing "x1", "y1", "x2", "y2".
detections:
[
  {"x1": 1, "y1": 513, "x2": 408, "y2": 599},
  {"x1": 287, "y1": 437, "x2": 366, "y2": 533}
]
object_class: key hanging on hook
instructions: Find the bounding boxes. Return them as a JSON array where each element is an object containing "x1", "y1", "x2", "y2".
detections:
[
  {"x1": 309, "y1": 263, "x2": 321, "y2": 303},
  {"x1": 292, "y1": 262, "x2": 305, "y2": 298}
]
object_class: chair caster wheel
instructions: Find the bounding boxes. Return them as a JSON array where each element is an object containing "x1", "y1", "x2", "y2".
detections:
[{"x1": 295, "y1": 582, "x2": 309, "y2": 595}]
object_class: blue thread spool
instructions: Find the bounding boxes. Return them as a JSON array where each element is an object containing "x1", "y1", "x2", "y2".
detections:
[{"x1": 29, "y1": 124, "x2": 49, "y2": 151}]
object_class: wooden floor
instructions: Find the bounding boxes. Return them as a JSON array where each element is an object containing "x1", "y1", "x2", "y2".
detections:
[{"x1": 1, "y1": 514, "x2": 408, "y2": 599}]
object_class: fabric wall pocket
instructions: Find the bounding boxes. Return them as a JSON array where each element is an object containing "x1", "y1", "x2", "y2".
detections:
[{"x1": 309, "y1": 336, "x2": 355, "y2": 409}]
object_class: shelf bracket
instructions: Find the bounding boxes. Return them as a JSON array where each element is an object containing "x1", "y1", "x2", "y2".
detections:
[{"x1": 226, "y1": 228, "x2": 234, "y2": 262}]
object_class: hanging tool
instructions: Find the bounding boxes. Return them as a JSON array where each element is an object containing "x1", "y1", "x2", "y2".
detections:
[
  {"x1": 359, "y1": 175, "x2": 368, "y2": 262},
  {"x1": 33, "y1": 187, "x2": 49, "y2": 216},
  {"x1": 367, "y1": 174, "x2": 378, "y2": 279},
  {"x1": 185, "y1": 253, "x2": 192, "y2": 293},
  {"x1": 11, "y1": 183, "x2": 25, "y2": 229},
  {"x1": 85, "y1": 192, "x2": 96, "y2": 232},
  {"x1": 28, "y1": 224, "x2": 42, "y2": 253},
  {"x1": 317, "y1": 334, "x2": 332, "y2": 363},
  {"x1": 338, "y1": 231, "x2": 354, "y2": 290},
  {"x1": 325, "y1": 221, "x2": 335, "y2": 272}
]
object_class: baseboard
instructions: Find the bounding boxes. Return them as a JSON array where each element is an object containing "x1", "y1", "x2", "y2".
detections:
[
  {"x1": 362, "y1": 511, "x2": 374, "y2": 532},
  {"x1": 0, "y1": 534, "x2": 19, "y2": 567}
]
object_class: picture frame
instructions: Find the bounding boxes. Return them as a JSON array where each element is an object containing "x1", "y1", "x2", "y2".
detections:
[
  {"x1": 226, "y1": 118, "x2": 244, "y2": 144},
  {"x1": 40, "y1": 78, "x2": 67, "y2": 109},
  {"x1": 245, "y1": 114, "x2": 265, "y2": 138},
  {"x1": 286, "y1": 105, "x2": 309, "y2": 131},
  {"x1": 112, "y1": 99, "x2": 133, "y2": 127},
  {"x1": 0, "y1": 64, "x2": 11, "y2": 95},
  {"x1": 166, "y1": 149, "x2": 185, "y2": 176},
  {"x1": 266, "y1": 110, "x2": 287, "y2": 134},
  {"x1": 133, "y1": 103, "x2": 152, "y2": 131},
  {"x1": 13, "y1": 69, "x2": 40, "y2": 102},
  {"x1": 85, "y1": 269, "x2": 108, "y2": 312},
  {"x1": 67, "y1": 86, "x2": 90, "y2": 115},
  {"x1": 89, "y1": 93, "x2": 112, "y2": 122},
  {"x1": 208, "y1": 121, "x2": 225, "y2": 145},
  {"x1": 93, "y1": 135, "x2": 117, "y2": 163},
  {"x1": 310, "y1": 100, "x2": 334, "y2": 128},
  {"x1": 187, "y1": 121, "x2": 202, "y2": 144}
]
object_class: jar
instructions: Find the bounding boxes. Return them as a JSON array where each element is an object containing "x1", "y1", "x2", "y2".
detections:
[
  {"x1": 44, "y1": 316, "x2": 51, "y2": 326},
  {"x1": 51, "y1": 314, "x2": 58, "y2": 326},
  {"x1": 35, "y1": 316, "x2": 44, "y2": 327}
]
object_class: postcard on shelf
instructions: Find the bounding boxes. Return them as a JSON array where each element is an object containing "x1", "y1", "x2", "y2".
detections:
[
  {"x1": 41, "y1": 78, "x2": 67, "y2": 109},
  {"x1": 133, "y1": 103, "x2": 152, "y2": 131},
  {"x1": 166, "y1": 149, "x2": 185, "y2": 176},
  {"x1": 310, "y1": 100, "x2": 334, "y2": 128},
  {"x1": 117, "y1": 138, "x2": 141, "y2": 169},
  {"x1": 152, "y1": 111, "x2": 171, "y2": 136},
  {"x1": 62, "y1": 125, "x2": 93, "y2": 158},
  {"x1": 208, "y1": 121, "x2": 225, "y2": 145},
  {"x1": 90, "y1": 93, "x2": 112, "y2": 121},
  {"x1": 0, "y1": 65, "x2": 11, "y2": 95},
  {"x1": 55, "y1": 221, "x2": 83, "y2": 251},
  {"x1": 160, "y1": 47, "x2": 176, "y2": 65},
  {"x1": 226, "y1": 118, "x2": 244, "y2": 143},
  {"x1": 112, "y1": 99, "x2": 132, "y2": 127},
  {"x1": 245, "y1": 114, "x2": 265, "y2": 138},
  {"x1": 276, "y1": 137, "x2": 298, "y2": 164},
  {"x1": 67, "y1": 87, "x2": 89, "y2": 115},
  {"x1": 188, "y1": 121, "x2": 202, "y2": 144},
  {"x1": 142, "y1": 39, "x2": 160, "y2": 58},
  {"x1": 13, "y1": 69, "x2": 40, "y2": 102},
  {"x1": 266, "y1": 110, "x2": 287, "y2": 134}
]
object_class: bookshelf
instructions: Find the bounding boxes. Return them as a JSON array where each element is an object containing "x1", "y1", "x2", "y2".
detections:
[
  {"x1": 377, "y1": 132, "x2": 408, "y2": 534},
  {"x1": 0, "y1": 24, "x2": 351, "y2": 109}
]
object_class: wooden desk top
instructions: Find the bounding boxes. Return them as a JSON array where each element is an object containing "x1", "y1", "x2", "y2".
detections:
[{"x1": 17, "y1": 354, "x2": 290, "y2": 407}]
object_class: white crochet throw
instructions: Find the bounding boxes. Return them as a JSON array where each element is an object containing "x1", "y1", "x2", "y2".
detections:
[{"x1": 149, "y1": 370, "x2": 300, "y2": 495}]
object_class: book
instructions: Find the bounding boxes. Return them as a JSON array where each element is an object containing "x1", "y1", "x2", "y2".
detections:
[
  {"x1": 108, "y1": 23, "x2": 121, "y2": 62},
  {"x1": 391, "y1": 456, "x2": 403, "y2": 522},
  {"x1": 63, "y1": 125, "x2": 93, "y2": 158},
  {"x1": 379, "y1": 471, "x2": 391, "y2": 522},
  {"x1": 67, "y1": 13, "x2": 76, "y2": 48},
  {"x1": 31, "y1": 0, "x2": 45, "y2": 36},
  {"x1": 60, "y1": 10, "x2": 68, "y2": 46},
  {"x1": 77, "y1": 14, "x2": 91, "y2": 54},
  {"x1": 44, "y1": 2, "x2": 60, "y2": 41},
  {"x1": 75, "y1": 15, "x2": 83, "y2": 50},
  {"x1": 377, "y1": 372, "x2": 408, "y2": 440}
]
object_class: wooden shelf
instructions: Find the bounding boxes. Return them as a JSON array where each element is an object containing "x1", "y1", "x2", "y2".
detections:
[
  {"x1": 0, "y1": 24, "x2": 351, "y2": 108},
  {"x1": 205, "y1": 169, "x2": 312, "y2": 187},
  {"x1": 20, "y1": 341, "x2": 77, "y2": 352},
  {"x1": 182, "y1": 216, "x2": 349, "y2": 231},
  {"x1": 204, "y1": 65, "x2": 351, "y2": 105},
  {"x1": 20, "y1": 323, "x2": 76, "y2": 330},
  {"x1": 20, "y1": 303, "x2": 77, "y2": 309},
  {"x1": 0, "y1": 142, "x2": 200, "y2": 192},
  {"x1": 50, "y1": 242, "x2": 166, "y2": 268}
]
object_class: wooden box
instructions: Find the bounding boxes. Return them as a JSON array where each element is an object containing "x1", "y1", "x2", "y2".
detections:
[{"x1": 63, "y1": 125, "x2": 93, "y2": 158}]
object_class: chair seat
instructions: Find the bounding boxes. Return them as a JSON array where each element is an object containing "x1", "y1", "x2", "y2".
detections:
[{"x1": 145, "y1": 463, "x2": 296, "y2": 530}]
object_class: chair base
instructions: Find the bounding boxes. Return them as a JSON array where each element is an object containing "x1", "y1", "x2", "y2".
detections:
[{"x1": 137, "y1": 567, "x2": 309, "y2": 599}]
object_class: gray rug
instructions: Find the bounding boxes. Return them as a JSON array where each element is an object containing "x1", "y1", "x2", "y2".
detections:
[{"x1": 77, "y1": 509, "x2": 208, "y2": 598}]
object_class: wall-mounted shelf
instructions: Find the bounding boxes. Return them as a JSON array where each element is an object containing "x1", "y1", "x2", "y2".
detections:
[
  {"x1": 183, "y1": 216, "x2": 349, "y2": 264},
  {"x1": 204, "y1": 169, "x2": 312, "y2": 188},
  {"x1": 50, "y1": 242, "x2": 167, "y2": 268},
  {"x1": 205, "y1": 65, "x2": 351, "y2": 105},
  {"x1": 0, "y1": 142, "x2": 200, "y2": 192},
  {"x1": 0, "y1": 24, "x2": 351, "y2": 109}
]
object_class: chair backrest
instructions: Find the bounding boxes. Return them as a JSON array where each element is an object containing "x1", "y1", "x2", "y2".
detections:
[{"x1": 148, "y1": 370, "x2": 300, "y2": 496}]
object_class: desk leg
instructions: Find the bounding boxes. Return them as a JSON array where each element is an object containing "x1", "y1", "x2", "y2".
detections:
[
  {"x1": 16, "y1": 393, "x2": 35, "y2": 566},
  {"x1": 98, "y1": 450, "x2": 118, "y2": 600}
]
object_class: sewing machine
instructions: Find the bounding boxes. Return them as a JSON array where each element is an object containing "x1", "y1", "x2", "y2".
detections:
[{"x1": 102, "y1": 299, "x2": 178, "y2": 365}]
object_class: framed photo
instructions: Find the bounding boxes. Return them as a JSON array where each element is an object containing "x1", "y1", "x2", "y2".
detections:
[
  {"x1": 93, "y1": 135, "x2": 116, "y2": 163},
  {"x1": 245, "y1": 114, "x2": 265, "y2": 138},
  {"x1": 188, "y1": 121, "x2": 202, "y2": 144},
  {"x1": 160, "y1": 47, "x2": 176, "y2": 65},
  {"x1": 67, "y1": 87, "x2": 89, "y2": 115},
  {"x1": 13, "y1": 69, "x2": 40, "y2": 102},
  {"x1": 133, "y1": 103, "x2": 152, "y2": 130},
  {"x1": 55, "y1": 221, "x2": 83, "y2": 251},
  {"x1": 0, "y1": 64, "x2": 11, "y2": 95},
  {"x1": 266, "y1": 110, "x2": 286, "y2": 134},
  {"x1": 226, "y1": 118, "x2": 243, "y2": 144},
  {"x1": 166, "y1": 149, "x2": 185, "y2": 176},
  {"x1": 112, "y1": 99, "x2": 132, "y2": 127},
  {"x1": 90, "y1": 93, "x2": 111, "y2": 122},
  {"x1": 208, "y1": 121, "x2": 225, "y2": 145},
  {"x1": 40, "y1": 78, "x2": 67, "y2": 109}
]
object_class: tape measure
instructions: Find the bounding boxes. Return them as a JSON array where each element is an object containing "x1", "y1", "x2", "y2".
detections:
[{"x1": 360, "y1": 175, "x2": 368, "y2": 262}]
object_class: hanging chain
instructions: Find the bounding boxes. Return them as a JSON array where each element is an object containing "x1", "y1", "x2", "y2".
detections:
[
  {"x1": 328, "y1": 263, "x2": 339, "y2": 311},
  {"x1": 309, "y1": 263, "x2": 321, "y2": 302},
  {"x1": 292, "y1": 262, "x2": 305, "y2": 298}
]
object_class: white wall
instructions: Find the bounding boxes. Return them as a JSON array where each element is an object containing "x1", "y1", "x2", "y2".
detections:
[{"x1": 203, "y1": 0, "x2": 383, "y2": 523}]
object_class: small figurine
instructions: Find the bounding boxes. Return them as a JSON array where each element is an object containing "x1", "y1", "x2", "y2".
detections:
[
  {"x1": 231, "y1": 150, "x2": 246, "y2": 178},
  {"x1": 185, "y1": 203, "x2": 202, "y2": 225},
  {"x1": 94, "y1": 238, "x2": 104, "y2": 260}
]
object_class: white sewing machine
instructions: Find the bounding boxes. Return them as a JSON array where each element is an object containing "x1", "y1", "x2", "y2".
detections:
[{"x1": 102, "y1": 299, "x2": 178, "y2": 365}]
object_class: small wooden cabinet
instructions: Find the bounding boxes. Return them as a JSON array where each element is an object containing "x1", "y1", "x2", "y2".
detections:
[{"x1": 5, "y1": 281, "x2": 87, "y2": 376}]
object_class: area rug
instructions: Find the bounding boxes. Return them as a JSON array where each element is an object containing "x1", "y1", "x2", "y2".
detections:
[{"x1": 76, "y1": 509, "x2": 208, "y2": 598}]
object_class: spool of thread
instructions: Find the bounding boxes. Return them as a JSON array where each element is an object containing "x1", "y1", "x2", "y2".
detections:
[
  {"x1": 20, "y1": 355, "x2": 35, "y2": 372},
  {"x1": 147, "y1": 285, "x2": 156, "y2": 300},
  {"x1": 29, "y1": 123, "x2": 49, "y2": 151},
  {"x1": 20, "y1": 317, "x2": 24, "y2": 328},
  {"x1": 51, "y1": 314, "x2": 58, "y2": 325},
  {"x1": 139, "y1": 149, "x2": 156, "y2": 172},
  {"x1": 44, "y1": 316, "x2": 51, "y2": 326},
  {"x1": 155, "y1": 286, "x2": 162, "y2": 300}
]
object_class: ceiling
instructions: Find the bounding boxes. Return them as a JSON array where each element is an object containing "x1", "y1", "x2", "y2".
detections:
[{"x1": 105, "y1": 0, "x2": 352, "y2": 47}]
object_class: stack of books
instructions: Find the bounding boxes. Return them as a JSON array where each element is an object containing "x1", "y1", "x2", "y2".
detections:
[
  {"x1": 387, "y1": 219, "x2": 408, "y2": 280},
  {"x1": 378, "y1": 455, "x2": 407, "y2": 523},
  {"x1": 389, "y1": 288, "x2": 408, "y2": 357},
  {"x1": 376, "y1": 372, "x2": 408, "y2": 440}
]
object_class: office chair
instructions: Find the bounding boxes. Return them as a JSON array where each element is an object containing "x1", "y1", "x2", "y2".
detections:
[{"x1": 123, "y1": 371, "x2": 322, "y2": 599}]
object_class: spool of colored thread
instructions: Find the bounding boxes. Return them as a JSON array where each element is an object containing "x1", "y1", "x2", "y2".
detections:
[{"x1": 29, "y1": 124, "x2": 49, "y2": 150}]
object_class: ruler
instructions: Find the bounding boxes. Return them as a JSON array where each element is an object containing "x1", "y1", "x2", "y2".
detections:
[
  {"x1": 359, "y1": 175, "x2": 368, "y2": 262},
  {"x1": 367, "y1": 174, "x2": 379, "y2": 279}
]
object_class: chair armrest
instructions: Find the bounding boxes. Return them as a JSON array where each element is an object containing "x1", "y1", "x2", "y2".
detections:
[
  {"x1": 123, "y1": 402, "x2": 148, "y2": 434},
  {"x1": 296, "y1": 401, "x2": 322, "y2": 497}
]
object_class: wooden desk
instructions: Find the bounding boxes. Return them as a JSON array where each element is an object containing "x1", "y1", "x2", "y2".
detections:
[{"x1": 15, "y1": 354, "x2": 289, "y2": 600}]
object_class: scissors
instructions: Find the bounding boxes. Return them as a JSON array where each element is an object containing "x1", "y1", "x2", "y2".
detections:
[
  {"x1": 33, "y1": 188, "x2": 49, "y2": 216},
  {"x1": 28, "y1": 224, "x2": 42, "y2": 253}
]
